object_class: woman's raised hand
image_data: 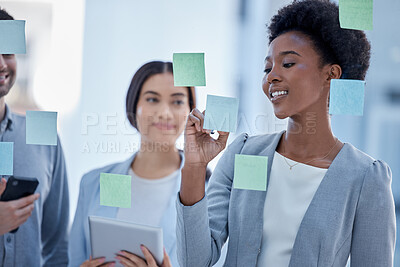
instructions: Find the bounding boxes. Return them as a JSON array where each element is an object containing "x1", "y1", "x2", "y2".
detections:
[{"x1": 184, "y1": 108, "x2": 230, "y2": 167}]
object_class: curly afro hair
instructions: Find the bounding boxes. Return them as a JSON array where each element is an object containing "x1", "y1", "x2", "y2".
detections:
[
  {"x1": 267, "y1": 0, "x2": 371, "y2": 80},
  {"x1": 0, "y1": 8, "x2": 14, "y2": 20}
]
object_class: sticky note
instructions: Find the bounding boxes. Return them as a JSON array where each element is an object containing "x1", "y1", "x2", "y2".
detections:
[
  {"x1": 0, "y1": 142, "x2": 13, "y2": 175},
  {"x1": 26, "y1": 111, "x2": 58, "y2": 146},
  {"x1": 173, "y1": 53, "x2": 206, "y2": 86},
  {"x1": 339, "y1": 0, "x2": 373, "y2": 30},
  {"x1": 100, "y1": 173, "x2": 131, "y2": 208},
  {"x1": 233, "y1": 154, "x2": 268, "y2": 191},
  {"x1": 0, "y1": 20, "x2": 26, "y2": 54},
  {"x1": 329, "y1": 79, "x2": 365, "y2": 116},
  {"x1": 203, "y1": 95, "x2": 239, "y2": 132}
]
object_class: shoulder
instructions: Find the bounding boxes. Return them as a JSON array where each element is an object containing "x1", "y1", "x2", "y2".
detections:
[
  {"x1": 225, "y1": 131, "x2": 283, "y2": 155},
  {"x1": 342, "y1": 143, "x2": 392, "y2": 189}
]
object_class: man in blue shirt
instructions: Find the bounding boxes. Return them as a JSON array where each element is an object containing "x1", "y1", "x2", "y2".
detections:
[{"x1": 0, "y1": 8, "x2": 69, "y2": 266}]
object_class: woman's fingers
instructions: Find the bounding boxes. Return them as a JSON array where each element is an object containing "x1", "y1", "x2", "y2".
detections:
[
  {"x1": 217, "y1": 131, "x2": 230, "y2": 148},
  {"x1": 187, "y1": 113, "x2": 201, "y2": 132},
  {"x1": 140, "y1": 245, "x2": 157, "y2": 266},
  {"x1": 80, "y1": 257, "x2": 107, "y2": 267},
  {"x1": 161, "y1": 248, "x2": 172, "y2": 267},
  {"x1": 0, "y1": 178, "x2": 6, "y2": 196},
  {"x1": 191, "y1": 108, "x2": 205, "y2": 130},
  {"x1": 116, "y1": 251, "x2": 145, "y2": 267},
  {"x1": 115, "y1": 254, "x2": 137, "y2": 267}
]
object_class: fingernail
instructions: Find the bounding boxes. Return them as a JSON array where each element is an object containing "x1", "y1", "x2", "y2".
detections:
[{"x1": 99, "y1": 258, "x2": 106, "y2": 263}]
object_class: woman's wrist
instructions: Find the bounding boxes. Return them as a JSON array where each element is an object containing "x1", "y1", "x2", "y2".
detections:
[{"x1": 180, "y1": 163, "x2": 207, "y2": 206}]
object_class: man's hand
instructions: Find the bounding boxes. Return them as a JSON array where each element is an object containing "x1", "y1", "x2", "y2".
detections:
[{"x1": 0, "y1": 178, "x2": 40, "y2": 235}]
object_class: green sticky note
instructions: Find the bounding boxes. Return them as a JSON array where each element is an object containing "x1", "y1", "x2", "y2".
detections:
[
  {"x1": 100, "y1": 173, "x2": 131, "y2": 208},
  {"x1": 233, "y1": 154, "x2": 268, "y2": 191},
  {"x1": 173, "y1": 53, "x2": 206, "y2": 86},
  {"x1": 339, "y1": 0, "x2": 373, "y2": 30},
  {"x1": 0, "y1": 20, "x2": 26, "y2": 54},
  {"x1": 26, "y1": 111, "x2": 58, "y2": 146},
  {"x1": 329, "y1": 79, "x2": 365, "y2": 115},
  {"x1": 0, "y1": 142, "x2": 13, "y2": 175},
  {"x1": 204, "y1": 95, "x2": 239, "y2": 132}
]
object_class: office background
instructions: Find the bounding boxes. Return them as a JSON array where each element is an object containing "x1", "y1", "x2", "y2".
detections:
[{"x1": 2, "y1": 0, "x2": 399, "y2": 265}]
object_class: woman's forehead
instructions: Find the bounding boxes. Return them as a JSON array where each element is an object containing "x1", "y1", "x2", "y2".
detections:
[{"x1": 266, "y1": 31, "x2": 315, "y2": 60}]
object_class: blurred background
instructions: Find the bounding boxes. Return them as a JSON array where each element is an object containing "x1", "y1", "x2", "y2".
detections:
[{"x1": 1, "y1": 0, "x2": 399, "y2": 264}]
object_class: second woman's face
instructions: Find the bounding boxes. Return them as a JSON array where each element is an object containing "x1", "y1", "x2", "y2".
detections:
[
  {"x1": 262, "y1": 31, "x2": 331, "y2": 119},
  {"x1": 135, "y1": 73, "x2": 191, "y2": 145}
]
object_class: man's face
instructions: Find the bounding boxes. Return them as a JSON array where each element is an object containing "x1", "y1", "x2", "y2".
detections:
[{"x1": 0, "y1": 54, "x2": 17, "y2": 98}]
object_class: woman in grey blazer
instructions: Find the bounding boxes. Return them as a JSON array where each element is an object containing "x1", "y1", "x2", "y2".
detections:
[{"x1": 177, "y1": 1, "x2": 396, "y2": 266}]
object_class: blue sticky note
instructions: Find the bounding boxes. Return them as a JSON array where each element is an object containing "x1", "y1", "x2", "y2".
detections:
[
  {"x1": 26, "y1": 111, "x2": 58, "y2": 145},
  {"x1": 339, "y1": 0, "x2": 373, "y2": 31},
  {"x1": 233, "y1": 154, "x2": 268, "y2": 191},
  {"x1": 0, "y1": 20, "x2": 26, "y2": 54},
  {"x1": 100, "y1": 173, "x2": 131, "y2": 208},
  {"x1": 203, "y1": 95, "x2": 239, "y2": 133},
  {"x1": 0, "y1": 142, "x2": 13, "y2": 175},
  {"x1": 173, "y1": 53, "x2": 206, "y2": 86},
  {"x1": 329, "y1": 79, "x2": 365, "y2": 116}
]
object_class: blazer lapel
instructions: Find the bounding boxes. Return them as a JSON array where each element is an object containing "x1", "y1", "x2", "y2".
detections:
[
  {"x1": 235, "y1": 131, "x2": 284, "y2": 265},
  {"x1": 289, "y1": 144, "x2": 349, "y2": 266}
]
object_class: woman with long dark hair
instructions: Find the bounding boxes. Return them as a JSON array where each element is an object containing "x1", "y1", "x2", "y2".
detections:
[{"x1": 69, "y1": 61, "x2": 196, "y2": 267}]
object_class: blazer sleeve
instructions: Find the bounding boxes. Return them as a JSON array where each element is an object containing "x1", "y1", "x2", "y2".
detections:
[
  {"x1": 176, "y1": 133, "x2": 247, "y2": 267},
  {"x1": 68, "y1": 175, "x2": 90, "y2": 267},
  {"x1": 350, "y1": 160, "x2": 396, "y2": 267},
  {"x1": 42, "y1": 136, "x2": 70, "y2": 266}
]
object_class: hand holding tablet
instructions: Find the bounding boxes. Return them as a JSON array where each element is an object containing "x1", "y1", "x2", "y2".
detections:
[{"x1": 88, "y1": 216, "x2": 166, "y2": 267}]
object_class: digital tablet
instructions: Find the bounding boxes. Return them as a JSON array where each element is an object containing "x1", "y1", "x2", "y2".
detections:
[{"x1": 88, "y1": 216, "x2": 164, "y2": 266}]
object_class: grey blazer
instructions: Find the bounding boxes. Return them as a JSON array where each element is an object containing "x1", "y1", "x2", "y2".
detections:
[{"x1": 176, "y1": 131, "x2": 396, "y2": 267}]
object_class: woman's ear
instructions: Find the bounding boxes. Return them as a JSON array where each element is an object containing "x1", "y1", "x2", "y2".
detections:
[{"x1": 326, "y1": 64, "x2": 342, "y2": 81}]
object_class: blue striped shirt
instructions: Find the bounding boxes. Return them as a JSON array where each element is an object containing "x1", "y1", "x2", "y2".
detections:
[{"x1": 0, "y1": 105, "x2": 69, "y2": 267}]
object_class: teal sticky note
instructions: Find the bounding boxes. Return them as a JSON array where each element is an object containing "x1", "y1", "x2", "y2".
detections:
[
  {"x1": 233, "y1": 154, "x2": 268, "y2": 191},
  {"x1": 0, "y1": 142, "x2": 13, "y2": 175},
  {"x1": 0, "y1": 20, "x2": 26, "y2": 54},
  {"x1": 203, "y1": 95, "x2": 239, "y2": 132},
  {"x1": 173, "y1": 53, "x2": 206, "y2": 86},
  {"x1": 100, "y1": 173, "x2": 131, "y2": 208},
  {"x1": 329, "y1": 79, "x2": 365, "y2": 116},
  {"x1": 26, "y1": 111, "x2": 58, "y2": 146},
  {"x1": 339, "y1": 0, "x2": 373, "y2": 30}
]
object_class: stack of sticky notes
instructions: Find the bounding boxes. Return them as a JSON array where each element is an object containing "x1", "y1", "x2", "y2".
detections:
[
  {"x1": 339, "y1": 0, "x2": 373, "y2": 30},
  {"x1": 100, "y1": 173, "x2": 132, "y2": 208},
  {"x1": 204, "y1": 95, "x2": 239, "y2": 133},
  {"x1": 0, "y1": 142, "x2": 13, "y2": 175},
  {"x1": 0, "y1": 20, "x2": 26, "y2": 54},
  {"x1": 26, "y1": 111, "x2": 58, "y2": 146},
  {"x1": 233, "y1": 154, "x2": 268, "y2": 191},
  {"x1": 329, "y1": 79, "x2": 365, "y2": 116},
  {"x1": 173, "y1": 53, "x2": 206, "y2": 86}
]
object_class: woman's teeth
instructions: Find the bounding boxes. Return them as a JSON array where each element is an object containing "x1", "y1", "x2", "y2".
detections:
[{"x1": 271, "y1": 90, "x2": 288, "y2": 98}]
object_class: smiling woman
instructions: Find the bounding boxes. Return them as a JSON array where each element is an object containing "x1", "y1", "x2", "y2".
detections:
[
  {"x1": 69, "y1": 61, "x2": 198, "y2": 267},
  {"x1": 176, "y1": 0, "x2": 396, "y2": 267}
]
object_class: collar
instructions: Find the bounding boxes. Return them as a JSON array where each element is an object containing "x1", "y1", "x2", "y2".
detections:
[{"x1": 0, "y1": 104, "x2": 13, "y2": 133}]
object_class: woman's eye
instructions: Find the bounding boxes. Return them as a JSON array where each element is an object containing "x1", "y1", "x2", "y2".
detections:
[
  {"x1": 173, "y1": 100, "x2": 185, "y2": 105},
  {"x1": 146, "y1": 97, "x2": 158, "y2": 103},
  {"x1": 283, "y1": 63, "x2": 295, "y2": 68},
  {"x1": 264, "y1": 68, "x2": 272, "y2": 74}
]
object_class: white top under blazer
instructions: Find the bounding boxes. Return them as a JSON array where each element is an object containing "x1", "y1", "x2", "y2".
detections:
[{"x1": 257, "y1": 152, "x2": 327, "y2": 266}]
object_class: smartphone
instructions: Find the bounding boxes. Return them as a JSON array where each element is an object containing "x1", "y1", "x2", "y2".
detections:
[{"x1": 1, "y1": 176, "x2": 39, "y2": 233}]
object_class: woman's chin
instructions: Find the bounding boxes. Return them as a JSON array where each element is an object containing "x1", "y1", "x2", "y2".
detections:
[{"x1": 274, "y1": 110, "x2": 289, "y2": 120}]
